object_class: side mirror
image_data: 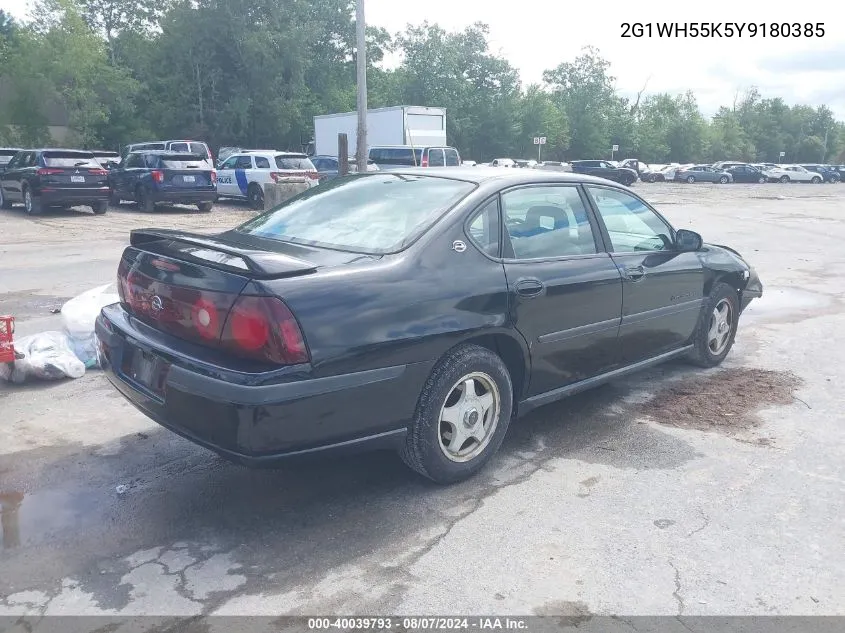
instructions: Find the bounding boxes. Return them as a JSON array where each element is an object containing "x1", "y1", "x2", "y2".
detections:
[{"x1": 675, "y1": 229, "x2": 703, "y2": 252}]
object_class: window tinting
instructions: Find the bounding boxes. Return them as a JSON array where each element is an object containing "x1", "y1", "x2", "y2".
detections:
[
  {"x1": 235, "y1": 156, "x2": 253, "y2": 169},
  {"x1": 368, "y1": 147, "x2": 423, "y2": 166},
  {"x1": 587, "y1": 187, "x2": 673, "y2": 252},
  {"x1": 236, "y1": 174, "x2": 475, "y2": 254},
  {"x1": 188, "y1": 142, "x2": 208, "y2": 156},
  {"x1": 445, "y1": 149, "x2": 460, "y2": 166},
  {"x1": 169, "y1": 142, "x2": 189, "y2": 152},
  {"x1": 428, "y1": 149, "x2": 445, "y2": 166},
  {"x1": 254, "y1": 156, "x2": 271, "y2": 169},
  {"x1": 501, "y1": 186, "x2": 597, "y2": 259},
  {"x1": 275, "y1": 155, "x2": 315, "y2": 170},
  {"x1": 42, "y1": 152, "x2": 99, "y2": 168},
  {"x1": 467, "y1": 198, "x2": 501, "y2": 257}
]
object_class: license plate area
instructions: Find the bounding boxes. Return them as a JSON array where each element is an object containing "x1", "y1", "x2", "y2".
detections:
[
  {"x1": 121, "y1": 344, "x2": 169, "y2": 397},
  {"x1": 71, "y1": 175, "x2": 85, "y2": 183},
  {"x1": 182, "y1": 175, "x2": 196, "y2": 182}
]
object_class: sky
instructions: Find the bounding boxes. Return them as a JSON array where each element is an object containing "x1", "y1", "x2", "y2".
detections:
[{"x1": 3, "y1": 0, "x2": 844, "y2": 119}]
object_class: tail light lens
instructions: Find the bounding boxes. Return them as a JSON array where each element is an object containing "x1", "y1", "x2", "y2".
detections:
[
  {"x1": 88, "y1": 168, "x2": 108, "y2": 176},
  {"x1": 118, "y1": 257, "x2": 309, "y2": 366},
  {"x1": 221, "y1": 296, "x2": 308, "y2": 365},
  {"x1": 37, "y1": 168, "x2": 64, "y2": 176},
  {"x1": 151, "y1": 170, "x2": 164, "y2": 183}
]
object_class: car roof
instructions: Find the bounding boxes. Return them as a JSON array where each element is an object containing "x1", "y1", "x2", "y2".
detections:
[
  {"x1": 378, "y1": 166, "x2": 631, "y2": 188},
  {"x1": 36, "y1": 148, "x2": 95, "y2": 154}
]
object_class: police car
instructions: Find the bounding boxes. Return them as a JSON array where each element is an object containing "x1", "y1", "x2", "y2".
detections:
[{"x1": 216, "y1": 151, "x2": 319, "y2": 209}]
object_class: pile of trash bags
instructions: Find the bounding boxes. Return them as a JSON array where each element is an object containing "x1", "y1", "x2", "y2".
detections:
[{"x1": 0, "y1": 284, "x2": 120, "y2": 384}]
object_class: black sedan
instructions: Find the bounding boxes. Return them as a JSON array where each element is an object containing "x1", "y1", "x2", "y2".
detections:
[
  {"x1": 96, "y1": 169, "x2": 762, "y2": 483},
  {"x1": 724, "y1": 164, "x2": 769, "y2": 184},
  {"x1": 0, "y1": 149, "x2": 110, "y2": 214}
]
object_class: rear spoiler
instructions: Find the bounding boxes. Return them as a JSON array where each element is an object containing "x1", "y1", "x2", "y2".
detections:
[{"x1": 129, "y1": 229, "x2": 318, "y2": 279}]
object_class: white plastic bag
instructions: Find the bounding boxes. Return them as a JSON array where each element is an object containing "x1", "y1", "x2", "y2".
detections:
[
  {"x1": 0, "y1": 331, "x2": 85, "y2": 383},
  {"x1": 61, "y1": 283, "x2": 120, "y2": 368}
]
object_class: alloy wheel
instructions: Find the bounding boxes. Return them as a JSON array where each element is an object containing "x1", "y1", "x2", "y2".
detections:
[
  {"x1": 708, "y1": 299, "x2": 733, "y2": 355},
  {"x1": 438, "y1": 372, "x2": 501, "y2": 463}
]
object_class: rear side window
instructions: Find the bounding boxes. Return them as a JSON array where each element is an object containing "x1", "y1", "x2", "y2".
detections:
[
  {"x1": 42, "y1": 152, "x2": 99, "y2": 167},
  {"x1": 189, "y1": 142, "x2": 209, "y2": 157},
  {"x1": 445, "y1": 149, "x2": 460, "y2": 166},
  {"x1": 124, "y1": 153, "x2": 145, "y2": 168},
  {"x1": 254, "y1": 156, "x2": 271, "y2": 169},
  {"x1": 169, "y1": 142, "x2": 189, "y2": 152},
  {"x1": 467, "y1": 197, "x2": 501, "y2": 257},
  {"x1": 428, "y1": 149, "x2": 445, "y2": 167},
  {"x1": 502, "y1": 185, "x2": 598, "y2": 259},
  {"x1": 237, "y1": 174, "x2": 475, "y2": 254},
  {"x1": 275, "y1": 155, "x2": 315, "y2": 170},
  {"x1": 368, "y1": 148, "x2": 423, "y2": 166}
]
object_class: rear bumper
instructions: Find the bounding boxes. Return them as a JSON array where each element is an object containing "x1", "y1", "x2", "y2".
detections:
[
  {"x1": 95, "y1": 304, "x2": 428, "y2": 465},
  {"x1": 149, "y1": 189, "x2": 217, "y2": 204},
  {"x1": 741, "y1": 268, "x2": 763, "y2": 311},
  {"x1": 39, "y1": 188, "x2": 110, "y2": 205}
]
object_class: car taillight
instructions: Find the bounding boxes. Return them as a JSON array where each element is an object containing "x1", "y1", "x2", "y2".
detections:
[
  {"x1": 270, "y1": 172, "x2": 281, "y2": 183},
  {"x1": 37, "y1": 168, "x2": 64, "y2": 175},
  {"x1": 210, "y1": 170, "x2": 217, "y2": 185},
  {"x1": 151, "y1": 170, "x2": 164, "y2": 183},
  {"x1": 88, "y1": 168, "x2": 108, "y2": 176},
  {"x1": 221, "y1": 296, "x2": 308, "y2": 365}
]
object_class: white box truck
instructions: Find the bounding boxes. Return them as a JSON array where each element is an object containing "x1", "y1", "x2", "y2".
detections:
[{"x1": 313, "y1": 105, "x2": 447, "y2": 157}]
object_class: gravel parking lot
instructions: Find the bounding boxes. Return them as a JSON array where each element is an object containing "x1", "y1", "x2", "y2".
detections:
[{"x1": 1, "y1": 183, "x2": 844, "y2": 618}]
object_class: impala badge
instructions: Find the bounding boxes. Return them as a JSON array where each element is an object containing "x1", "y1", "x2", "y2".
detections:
[{"x1": 452, "y1": 240, "x2": 467, "y2": 253}]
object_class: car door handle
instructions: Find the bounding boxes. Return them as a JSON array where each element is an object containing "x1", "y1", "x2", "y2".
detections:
[
  {"x1": 516, "y1": 279, "x2": 545, "y2": 298},
  {"x1": 624, "y1": 265, "x2": 646, "y2": 281}
]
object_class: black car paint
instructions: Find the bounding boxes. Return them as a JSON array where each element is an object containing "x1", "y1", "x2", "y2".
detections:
[
  {"x1": 724, "y1": 164, "x2": 769, "y2": 183},
  {"x1": 570, "y1": 160, "x2": 638, "y2": 186},
  {"x1": 0, "y1": 149, "x2": 110, "y2": 209},
  {"x1": 800, "y1": 164, "x2": 841, "y2": 183},
  {"x1": 96, "y1": 168, "x2": 762, "y2": 465}
]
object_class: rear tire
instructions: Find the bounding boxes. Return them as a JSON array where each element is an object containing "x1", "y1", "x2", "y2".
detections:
[
  {"x1": 247, "y1": 183, "x2": 264, "y2": 210},
  {"x1": 758, "y1": 176, "x2": 767, "y2": 184},
  {"x1": 197, "y1": 201, "x2": 213, "y2": 213},
  {"x1": 400, "y1": 344, "x2": 513, "y2": 484},
  {"x1": 137, "y1": 186, "x2": 155, "y2": 212},
  {"x1": 23, "y1": 187, "x2": 41, "y2": 215},
  {"x1": 811, "y1": 176, "x2": 822, "y2": 184},
  {"x1": 719, "y1": 176, "x2": 729, "y2": 184},
  {"x1": 92, "y1": 200, "x2": 107, "y2": 215},
  {"x1": 686, "y1": 175, "x2": 695, "y2": 184},
  {"x1": 0, "y1": 186, "x2": 10, "y2": 209},
  {"x1": 779, "y1": 175, "x2": 789, "y2": 183},
  {"x1": 687, "y1": 282, "x2": 740, "y2": 368}
]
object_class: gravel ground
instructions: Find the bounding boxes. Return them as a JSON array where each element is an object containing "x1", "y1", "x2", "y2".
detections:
[{"x1": 1, "y1": 182, "x2": 844, "y2": 620}]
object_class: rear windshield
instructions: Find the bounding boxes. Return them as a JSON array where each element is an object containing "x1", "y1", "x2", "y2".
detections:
[
  {"x1": 42, "y1": 151, "x2": 99, "y2": 167},
  {"x1": 275, "y1": 155, "x2": 314, "y2": 170},
  {"x1": 236, "y1": 174, "x2": 475, "y2": 254},
  {"x1": 159, "y1": 154, "x2": 206, "y2": 168},
  {"x1": 0, "y1": 150, "x2": 20, "y2": 157},
  {"x1": 368, "y1": 147, "x2": 423, "y2": 166}
]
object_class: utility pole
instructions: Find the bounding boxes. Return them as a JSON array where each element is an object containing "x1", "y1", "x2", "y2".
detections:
[{"x1": 355, "y1": 0, "x2": 368, "y2": 173}]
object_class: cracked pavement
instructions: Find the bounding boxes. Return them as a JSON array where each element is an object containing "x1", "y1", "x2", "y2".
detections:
[{"x1": 1, "y1": 186, "x2": 844, "y2": 618}]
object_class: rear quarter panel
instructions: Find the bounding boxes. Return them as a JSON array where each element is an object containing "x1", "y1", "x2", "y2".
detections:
[{"x1": 253, "y1": 204, "x2": 515, "y2": 379}]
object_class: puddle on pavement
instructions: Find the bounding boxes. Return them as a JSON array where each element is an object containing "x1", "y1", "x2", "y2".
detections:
[
  {"x1": 0, "y1": 487, "x2": 96, "y2": 550},
  {"x1": 741, "y1": 287, "x2": 832, "y2": 323},
  {"x1": 634, "y1": 368, "x2": 802, "y2": 437}
]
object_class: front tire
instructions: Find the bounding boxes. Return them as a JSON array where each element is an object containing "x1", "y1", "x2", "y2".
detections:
[
  {"x1": 779, "y1": 175, "x2": 790, "y2": 183},
  {"x1": 811, "y1": 176, "x2": 822, "y2": 184},
  {"x1": 687, "y1": 282, "x2": 740, "y2": 368},
  {"x1": 401, "y1": 344, "x2": 513, "y2": 484},
  {"x1": 719, "y1": 176, "x2": 729, "y2": 184}
]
